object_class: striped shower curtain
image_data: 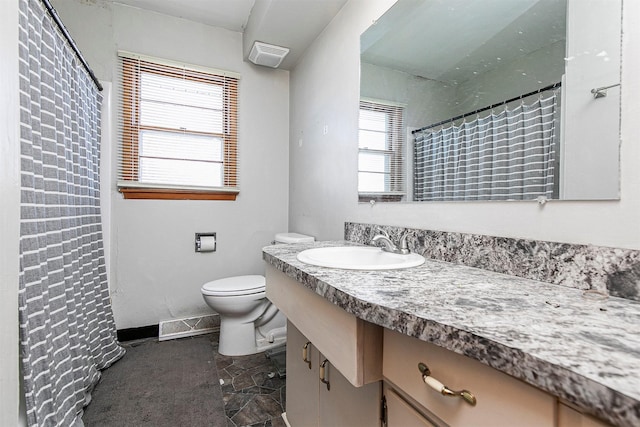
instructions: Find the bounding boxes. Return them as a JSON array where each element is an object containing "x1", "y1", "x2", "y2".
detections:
[
  {"x1": 18, "y1": 1, "x2": 125, "y2": 426},
  {"x1": 414, "y1": 93, "x2": 558, "y2": 201}
]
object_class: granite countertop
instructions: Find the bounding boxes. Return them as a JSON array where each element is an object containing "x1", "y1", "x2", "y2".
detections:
[{"x1": 263, "y1": 241, "x2": 640, "y2": 427}]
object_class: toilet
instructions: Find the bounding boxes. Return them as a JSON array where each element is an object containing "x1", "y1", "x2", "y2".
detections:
[{"x1": 201, "y1": 232, "x2": 314, "y2": 356}]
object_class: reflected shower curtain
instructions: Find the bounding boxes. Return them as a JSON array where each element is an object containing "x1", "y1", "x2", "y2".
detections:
[
  {"x1": 18, "y1": 1, "x2": 125, "y2": 426},
  {"x1": 414, "y1": 94, "x2": 558, "y2": 201}
]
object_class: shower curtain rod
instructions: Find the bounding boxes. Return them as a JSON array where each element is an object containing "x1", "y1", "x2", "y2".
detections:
[
  {"x1": 41, "y1": 0, "x2": 103, "y2": 92},
  {"x1": 412, "y1": 81, "x2": 561, "y2": 134}
]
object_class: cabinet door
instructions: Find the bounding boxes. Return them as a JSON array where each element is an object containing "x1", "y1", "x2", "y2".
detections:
[
  {"x1": 558, "y1": 403, "x2": 614, "y2": 427},
  {"x1": 286, "y1": 321, "x2": 319, "y2": 427},
  {"x1": 318, "y1": 352, "x2": 381, "y2": 427},
  {"x1": 385, "y1": 388, "x2": 438, "y2": 427}
]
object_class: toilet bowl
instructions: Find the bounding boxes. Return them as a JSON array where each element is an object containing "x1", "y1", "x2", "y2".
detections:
[
  {"x1": 201, "y1": 232, "x2": 314, "y2": 356},
  {"x1": 202, "y1": 275, "x2": 285, "y2": 356}
]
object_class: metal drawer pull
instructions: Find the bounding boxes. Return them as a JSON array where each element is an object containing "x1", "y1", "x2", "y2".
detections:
[
  {"x1": 302, "y1": 342, "x2": 312, "y2": 369},
  {"x1": 320, "y1": 359, "x2": 331, "y2": 391},
  {"x1": 418, "y1": 362, "x2": 477, "y2": 406}
]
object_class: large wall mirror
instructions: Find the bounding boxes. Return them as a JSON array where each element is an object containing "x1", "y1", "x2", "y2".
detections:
[{"x1": 359, "y1": 0, "x2": 621, "y2": 202}]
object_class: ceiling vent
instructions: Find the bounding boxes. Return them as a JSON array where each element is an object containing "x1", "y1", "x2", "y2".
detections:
[{"x1": 248, "y1": 41, "x2": 290, "y2": 68}]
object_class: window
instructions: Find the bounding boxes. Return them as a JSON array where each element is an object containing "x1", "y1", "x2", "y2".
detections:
[
  {"x1": 118, "y1": 52, "x2": 239, "y2": 200},
  {"x1": 358, "y1": 100, "x2": 406, "y2": 202}
]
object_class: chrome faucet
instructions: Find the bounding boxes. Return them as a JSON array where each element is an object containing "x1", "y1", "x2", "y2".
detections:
[{"x1": 370, "y1": 228, "x2": 411, "y2": 255}]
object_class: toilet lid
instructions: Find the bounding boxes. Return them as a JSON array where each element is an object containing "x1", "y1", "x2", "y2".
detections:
[{"x1": 201, "y1": 275, "x2": 265, "y2": 296}]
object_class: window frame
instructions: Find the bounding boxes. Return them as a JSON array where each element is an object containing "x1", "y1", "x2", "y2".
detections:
[
  {"x1": 118, "y1": 52, "x2": 239, "y2": 200},
  {"x1": 358, "y1": 99, "x2": 406, "y2": 202}
]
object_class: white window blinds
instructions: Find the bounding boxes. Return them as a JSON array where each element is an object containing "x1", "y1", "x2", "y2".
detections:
[
  {"x1": 118, "y1": 52, "x2": 239, "y2": 199},
  {"x1": 358, "y1": 100, "x2": 406, "y2": 201}
]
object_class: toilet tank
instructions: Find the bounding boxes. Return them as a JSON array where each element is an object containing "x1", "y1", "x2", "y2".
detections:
[{"x1": 274, "y1": 232, "x2": 314, "y2": 244}]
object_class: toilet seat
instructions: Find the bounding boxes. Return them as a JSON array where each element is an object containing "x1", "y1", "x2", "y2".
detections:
[{"x1": 201, "y1": 275, "x2": 265, "y2": 297}]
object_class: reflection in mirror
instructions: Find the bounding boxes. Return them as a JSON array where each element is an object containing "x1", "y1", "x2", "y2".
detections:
[{"x1": 359, "y1": 0, "x2": 621, "y2": 202}]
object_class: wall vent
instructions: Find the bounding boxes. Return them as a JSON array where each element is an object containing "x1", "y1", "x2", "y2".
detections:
[
  {"x1": 249, "y1": 41, "x2": 290, "y2": 68},
  {"x1": 158, "y1": 314, "x2": 219, "y2": 341}
]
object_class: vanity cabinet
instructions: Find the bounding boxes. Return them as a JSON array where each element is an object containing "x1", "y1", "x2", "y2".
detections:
[
  {"x1": 383, "y1": 384, "x2": 439, "y2": 427},
  {"x1": 265, "y1": 265, "x2": 383, "y2": 426},
  {"x1": 558, "y1": 402, "x2": 614, "y2": 427},
  {"x1": 383, "y1": 329, "x2": 556, "y2": 427},
  {"x1": 266, "y1": 263, "x2": 618, "y2": 427},
  {"x1": 286, "y1": 321, "x2": 381, "y2": 427},
  {"x1": 285, "y1": 321, "x2": 319, "y2": 426}
]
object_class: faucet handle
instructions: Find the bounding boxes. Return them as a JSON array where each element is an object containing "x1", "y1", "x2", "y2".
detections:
[
  {"x1": 375, "y1": 226, "x2": 390, "y2": 238},
  {"x1": 399, "y1": 231, "x2": 412, "y2": 254}
]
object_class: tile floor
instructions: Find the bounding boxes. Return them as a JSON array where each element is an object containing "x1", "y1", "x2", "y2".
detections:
[
  {"x1": 212, "y1": 335, "x2": 287, "y2": 427},
  {"x1": 82, "y1": 332, "x2": 286, "y2": 427}
]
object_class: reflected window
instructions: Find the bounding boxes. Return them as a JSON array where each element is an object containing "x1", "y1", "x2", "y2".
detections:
[{"x1": 358, "y1": 100, "x2": 406, "y2": 202}]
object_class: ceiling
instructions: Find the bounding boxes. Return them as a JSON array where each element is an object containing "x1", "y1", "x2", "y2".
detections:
[
  {"x1": 112, "y1": 0, "x2": 349, "y2": 70},
  {"x1": 361, "y1": 0, "x2": 566, "y2": 84}
]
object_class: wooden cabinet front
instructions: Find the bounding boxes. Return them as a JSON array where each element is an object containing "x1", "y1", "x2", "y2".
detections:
[
  {"x1": 266, "y1": 264, "x2": 382, "y2": 387},
  {"x1": 286, "y1": 322, "x2": 381, "y2": 427},
  {"x1": 558, "y1": 402, "x2": 614, "y2": 427},
  {"x1": 383, "y1": 329, "x2": 556, "y2": 427},
  {"x1": 384, "y1": 384, "x2": 439, "y2": 427},
  {"x1": 286, "y1": 320, "x2": 320, "y2": 427}
]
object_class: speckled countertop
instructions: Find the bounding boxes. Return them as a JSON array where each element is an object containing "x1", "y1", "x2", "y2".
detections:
[{"x1": 263, "y1": 241, "x2": 640, "y2": 427}]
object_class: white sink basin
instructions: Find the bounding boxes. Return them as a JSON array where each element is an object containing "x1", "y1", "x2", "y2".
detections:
[{"x1": 297, "y1": 246, "x2": 425, "y2": 270}]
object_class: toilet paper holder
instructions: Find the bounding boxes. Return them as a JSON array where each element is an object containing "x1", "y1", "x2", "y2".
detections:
[{"x1": 195, "y1": 232, "x2": 216, "y2": 252}]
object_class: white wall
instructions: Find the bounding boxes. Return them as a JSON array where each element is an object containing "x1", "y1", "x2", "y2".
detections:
[
  {"x1": 454, "y1": 40, "x2": 565, "y2": 114},
  {"x1": 360, "y1": 62, "x2": 457, "y2": 128},
  {"x1": 289, "y1": 0, "x2": 640, "y2": 250},
  {"x1": 361, "y1": 39, "x2": 564, "y2": 136},
  {"x1": 0, "y1": 1, "x2": 21, "y2": 424},
  {"x1": 52, "y1": 0, "x2": 290, "y2": 329}
]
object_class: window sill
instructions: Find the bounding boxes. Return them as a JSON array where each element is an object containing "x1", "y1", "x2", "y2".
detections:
[
  {"x1": 119, "y1": 187, "x2": 238, "y2": 200},
  {"x1": 359, "y1": 194, "x2": 404, "y2": 203}
]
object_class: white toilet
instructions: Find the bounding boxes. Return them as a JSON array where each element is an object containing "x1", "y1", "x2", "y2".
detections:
[{"x1": 201, "y1": 232, "x2": 314, "y2": 356}]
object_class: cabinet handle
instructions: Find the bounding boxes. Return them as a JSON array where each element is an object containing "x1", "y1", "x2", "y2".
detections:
[
  {"x1": 320, "y1": 359, "x2": 331, "y2": 391},
  {"x1": 302, "y1": 342, "x2": 312, "y2": 369},
  {"x1": 418, "y1": 362, "x2": 476, "y2": 406}
]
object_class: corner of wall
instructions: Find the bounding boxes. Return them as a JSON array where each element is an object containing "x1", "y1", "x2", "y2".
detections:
[{"x1": 0, "y1": 0, "x2": 23, "y2": 424}]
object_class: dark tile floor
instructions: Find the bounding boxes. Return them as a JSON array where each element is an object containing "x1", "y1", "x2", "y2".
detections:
[
  {"x1": 212, "y1": 335, "x2": 287, "y2": 427},
  {"x1": 82, "y1": 332, "x2": 286, "y2": 427}
]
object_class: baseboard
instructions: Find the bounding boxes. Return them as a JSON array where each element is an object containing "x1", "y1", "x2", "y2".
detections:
[
  {"x1": 117, "y1": 324, "x2": 159, "y2": 342},
  {"x1": 158, "y1": 314, "x2": 220, "y2": 341}
]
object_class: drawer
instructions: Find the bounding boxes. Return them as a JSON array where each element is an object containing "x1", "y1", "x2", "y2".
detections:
[
  {"x1": 383, "y1": 329, "x2": 555, "y2": 427},
  {"x1": 265, "y1": 264, "x2": 382, "y2": 387},
  {"x1": 558, "y1": 402, "x2": 614, "y2": 427},
  {"x1": 384, "y1": 384, "x2": 439, "y2": 427}
]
